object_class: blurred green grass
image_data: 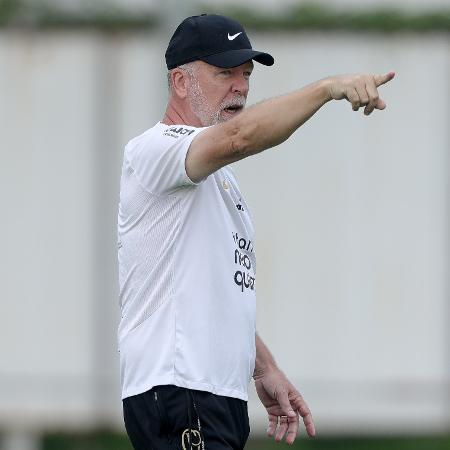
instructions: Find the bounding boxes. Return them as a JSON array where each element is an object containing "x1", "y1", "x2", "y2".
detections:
[{"x1": 42, "y1": 431, "x2": 450, "y2": 450}]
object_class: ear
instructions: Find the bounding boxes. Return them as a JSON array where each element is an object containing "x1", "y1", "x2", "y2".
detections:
[{"x1": 171, "y1": 68, "x2": 189, "y2": 99}]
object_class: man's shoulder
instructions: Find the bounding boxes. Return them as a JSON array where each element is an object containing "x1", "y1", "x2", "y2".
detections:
[
  {"x1": 122, "y1": 122, "x2": 206, "y2": 194},
  {"x1": 126, "y1": 123, "x2": 203, "y2": 152},
  {"x1": 126, "y1": 123, "x2": 162, "y2": 149}
]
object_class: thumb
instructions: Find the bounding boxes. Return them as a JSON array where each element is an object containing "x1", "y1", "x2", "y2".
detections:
[
  {"x1": 375, "y1": 98, "x2": 387, "y2": 110},
  {"x1": 374, "y1": 71, "x2": 395, "y2": 87}
]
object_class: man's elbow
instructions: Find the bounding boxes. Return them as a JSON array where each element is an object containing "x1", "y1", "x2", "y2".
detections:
[{"x1": 225, "y1": 121, "x2": 260, "y2": 160}]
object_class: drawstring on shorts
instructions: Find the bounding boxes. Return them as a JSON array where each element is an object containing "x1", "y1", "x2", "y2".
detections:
[{"x1": 185, "y1": 390, "x2": 205, "y2": 450}]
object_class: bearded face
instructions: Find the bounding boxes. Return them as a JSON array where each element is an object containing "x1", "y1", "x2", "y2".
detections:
[{"x1": 183, "y1": 61, "x2": 252, "y2": 127}]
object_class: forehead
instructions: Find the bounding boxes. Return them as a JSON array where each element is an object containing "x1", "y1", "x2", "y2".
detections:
[{"x1": 197, "y1": 60, "x2": 254, "y2": 73}]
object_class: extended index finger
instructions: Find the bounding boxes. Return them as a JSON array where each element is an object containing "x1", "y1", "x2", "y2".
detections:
[{"x1": 374, "y1": 71, "x2": 395, "y2": 87}]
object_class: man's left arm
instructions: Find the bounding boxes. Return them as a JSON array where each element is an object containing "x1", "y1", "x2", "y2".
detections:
[{"x1": 253, "y1": 333, "x2": 315, "y2": 444}]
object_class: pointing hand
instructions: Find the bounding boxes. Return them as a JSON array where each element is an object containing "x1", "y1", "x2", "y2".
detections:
[{"x1": 326, "y1": 71, "x2": 395, "y2": 115}]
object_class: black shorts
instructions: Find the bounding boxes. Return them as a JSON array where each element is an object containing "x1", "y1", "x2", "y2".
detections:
[{"x1": 123, "y1": 385, "x2": 250, "y2": 450}]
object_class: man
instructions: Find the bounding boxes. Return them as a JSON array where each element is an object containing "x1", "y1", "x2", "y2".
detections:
[{"x1": 118, "y1": 13, "x2": 394, "y2": 450}]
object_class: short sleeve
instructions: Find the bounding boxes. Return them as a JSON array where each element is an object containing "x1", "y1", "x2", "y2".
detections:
[{"x1": 125, "y1": 123, "x2": 207, "y2": 195}]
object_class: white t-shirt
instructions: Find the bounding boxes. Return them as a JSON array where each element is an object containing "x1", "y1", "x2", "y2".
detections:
[{"x1": 117, "y1": 122, "x2": 256, "y2": 401}]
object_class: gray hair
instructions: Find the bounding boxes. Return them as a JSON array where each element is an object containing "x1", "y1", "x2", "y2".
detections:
[{"x1": 167, "y1": 62, "x2": 197, "y2": 95}]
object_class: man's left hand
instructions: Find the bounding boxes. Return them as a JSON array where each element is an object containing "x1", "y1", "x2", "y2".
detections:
[{"x1": 254, "y1": 368, "x2": 315, "y2": 445}]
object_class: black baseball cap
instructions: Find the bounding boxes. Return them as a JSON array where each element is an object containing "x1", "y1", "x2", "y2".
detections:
[{"x1": 165, "y1": 14, "x2": 274, "y2": 70}]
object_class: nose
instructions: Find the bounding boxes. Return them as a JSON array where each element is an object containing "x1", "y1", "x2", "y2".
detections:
[{"x1": 231, "y1": 74, "x2": 249, "y2": 97}]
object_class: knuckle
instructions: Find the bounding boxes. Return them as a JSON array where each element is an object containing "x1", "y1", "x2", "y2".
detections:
[
  {"x1": 298, "y1": 403, "x2": 311, "y2": 414},
  {"x1": 299, "y1": 408, "x2": 309, "y2": 417}
]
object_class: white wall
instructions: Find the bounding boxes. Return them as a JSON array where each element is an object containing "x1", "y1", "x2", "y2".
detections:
[
  {"x1": 0, "y1": 29, "x2": 448, "y2": 436},
  {"x1": 0, "y1": 32, "x2": 99, "y2": 430}
]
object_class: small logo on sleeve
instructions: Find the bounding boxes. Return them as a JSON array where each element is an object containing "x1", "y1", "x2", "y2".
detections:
[{"x1": 164, "y1": 127, "x2": 196, "y2": 139}]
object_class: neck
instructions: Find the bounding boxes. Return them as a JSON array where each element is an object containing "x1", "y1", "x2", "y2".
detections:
[{"x1": 162, "y1": 98, "x2": 202, "y2": 127}]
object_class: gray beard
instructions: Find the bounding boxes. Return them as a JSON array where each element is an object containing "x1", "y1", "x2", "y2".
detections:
[{"x1": 187, "y1": 78, "x2": 246, "y2": 127}]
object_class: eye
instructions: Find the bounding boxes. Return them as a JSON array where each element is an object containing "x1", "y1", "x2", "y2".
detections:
[
  {"x1": 244, "y1": 71, "x2": 252, "y2": 79},
  {"x1": 219, "y1": 69, "x2": 232, "y2": 76}
]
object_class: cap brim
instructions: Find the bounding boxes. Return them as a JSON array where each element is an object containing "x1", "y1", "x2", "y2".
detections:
[{"x1": 201, "y1": 49, "x2": 274, "y2": 68}]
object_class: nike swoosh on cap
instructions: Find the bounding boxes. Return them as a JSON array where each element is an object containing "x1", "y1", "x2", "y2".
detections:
[{"x1": 227, "y1": 32, "x2": 242, "y2": 41}]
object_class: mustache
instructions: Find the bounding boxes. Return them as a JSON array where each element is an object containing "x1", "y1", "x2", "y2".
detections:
[{"x1": 220, "y1": 96, "x2": 246, "y2": 110}]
